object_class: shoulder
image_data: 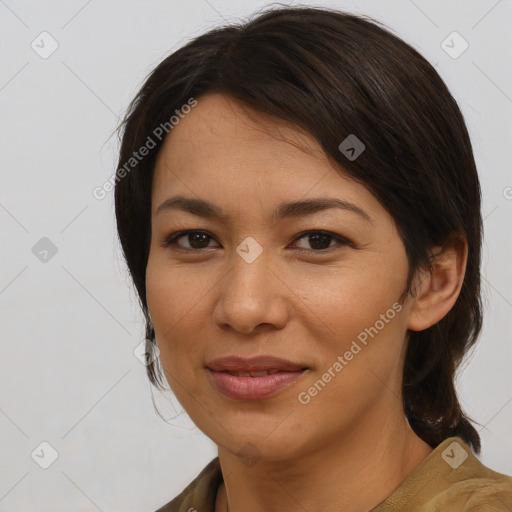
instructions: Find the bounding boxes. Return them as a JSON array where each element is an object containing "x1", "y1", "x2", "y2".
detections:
[
  {"x1": 373, "y1": 437, "x2": 512, "y2": 512},
  {"x1": 154, "y1": 457, "x2": 223, "y2": 512},
  {"x1": 440, "y1": 438, "x2": 512, "y2": 511},
  {"x1": 428, "y1": 467, "x2": 512, "y2": 511}
]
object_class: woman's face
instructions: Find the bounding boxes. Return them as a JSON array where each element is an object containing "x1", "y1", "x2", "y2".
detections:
[{"x1": 146, "y1": 92, "x2": 417, "y2": 460}]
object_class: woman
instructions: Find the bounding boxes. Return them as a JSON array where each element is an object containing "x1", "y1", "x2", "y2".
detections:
[{"x1": 114, "y1": 6, "x2": 512, "y2": 511}]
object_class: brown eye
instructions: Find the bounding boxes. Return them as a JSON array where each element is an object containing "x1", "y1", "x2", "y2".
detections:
[
  {"x1": 162, "y1": 230, "x2": 219, "y2": 250},
  {"x1": 292, "y1": 230, "x2": 351, "y2": 251}
]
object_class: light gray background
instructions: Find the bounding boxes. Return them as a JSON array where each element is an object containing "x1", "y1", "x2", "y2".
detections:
[{"x1": 1, "y1": 0, "x2": 511, "y2": 510}]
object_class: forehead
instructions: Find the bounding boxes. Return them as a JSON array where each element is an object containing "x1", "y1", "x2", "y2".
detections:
[{"x1": 154, "y1": 92, "x2": 327, "y2": 176}]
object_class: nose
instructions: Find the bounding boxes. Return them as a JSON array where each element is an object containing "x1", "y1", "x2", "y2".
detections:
[{"x1": 212, "y1": 250, "x2": 290, "y2": 335}]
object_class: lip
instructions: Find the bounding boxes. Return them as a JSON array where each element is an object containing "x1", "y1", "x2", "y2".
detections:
[
  {"x1": 206, "y1": 355, "x2": 306, "y2": 372},
  {"x1": 206, "y1": 355, "x2": 308, "y2": 400}
]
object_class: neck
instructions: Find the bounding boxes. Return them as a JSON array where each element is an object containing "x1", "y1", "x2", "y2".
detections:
[{"x1": 215, "y1": 410, "x2": 433, "y2": 512}]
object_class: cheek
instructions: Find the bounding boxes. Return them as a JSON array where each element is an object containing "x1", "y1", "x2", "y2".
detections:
[
  {"x1": 295, "y1": 284, "x2": 407, "y2": 421},
  {"x1": 299, "y1": 256, "x2": 406, "y2": 333},
  {"x1": 296, "y1": 257, "x2": 408, "y2": 384},
  {"x1": 146, "y1": 245, "x2": 220, "y2": 323},
  {"x1": 145, "y1": 260, "x2": 209, "y2": 369}
]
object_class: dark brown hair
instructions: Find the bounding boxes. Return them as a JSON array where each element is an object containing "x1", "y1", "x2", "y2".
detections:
[{"x1": 114, "y1": 5, "x2": 483, "y2": 453}]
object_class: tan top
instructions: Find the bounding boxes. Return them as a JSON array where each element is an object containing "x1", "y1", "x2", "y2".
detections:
[{"x1": 155, "y1": 436, "x2": 512, "y2": 511}]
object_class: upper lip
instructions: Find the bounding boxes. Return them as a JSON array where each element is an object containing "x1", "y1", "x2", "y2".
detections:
[{"x1": 207, "y1": 355, "x2": 306, "y2": 372}]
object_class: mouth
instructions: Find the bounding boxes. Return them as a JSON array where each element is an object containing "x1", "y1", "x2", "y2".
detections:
[{"x1": 206, "y1": 355, "x2": 309, "y2": 400}]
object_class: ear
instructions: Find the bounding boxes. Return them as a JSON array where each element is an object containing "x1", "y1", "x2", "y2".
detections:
[{"x1": 407, "y1": 235, "x2": 468, "y2": 332}]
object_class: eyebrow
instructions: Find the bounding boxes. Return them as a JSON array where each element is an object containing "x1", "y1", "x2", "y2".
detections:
[{"x1": 155, "y1": 195, "x2": 372, "y2": 223}]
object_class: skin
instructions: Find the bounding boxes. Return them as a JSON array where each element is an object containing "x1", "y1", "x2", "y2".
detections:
[{"x1": 145, "y1": 92, "x2": 467, "y2": 512}]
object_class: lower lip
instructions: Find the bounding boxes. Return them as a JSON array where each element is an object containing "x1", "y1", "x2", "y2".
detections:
[{"x1": 208, "y1": 369, "x2": 307, "y2": 400}]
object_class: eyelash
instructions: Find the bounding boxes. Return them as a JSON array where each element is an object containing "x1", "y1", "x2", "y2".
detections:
[{"x1": 161, "y1": 229, "x2": 353, "y2": 253}]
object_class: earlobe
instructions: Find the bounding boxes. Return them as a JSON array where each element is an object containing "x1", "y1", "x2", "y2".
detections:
[{"x1": 407, "y1": 236, "x2": 468, "y2": 332}]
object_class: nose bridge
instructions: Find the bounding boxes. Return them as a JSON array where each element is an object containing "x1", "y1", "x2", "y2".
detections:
[
  {"x1": 227, "y1": 243, "x2": 270, "y2": 301},
  {"x1": 214, "y1": 241, "x2": 288, "y2": 332}
]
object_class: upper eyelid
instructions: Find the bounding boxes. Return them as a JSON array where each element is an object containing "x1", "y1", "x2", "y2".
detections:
[{"x1": 164, "y1": 229, "x2": 352, "y2": 249}]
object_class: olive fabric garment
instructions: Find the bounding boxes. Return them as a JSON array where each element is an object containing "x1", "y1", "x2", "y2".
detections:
[{"x1": 155, "y1": 436, "x2": 512, "y2": 511}]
